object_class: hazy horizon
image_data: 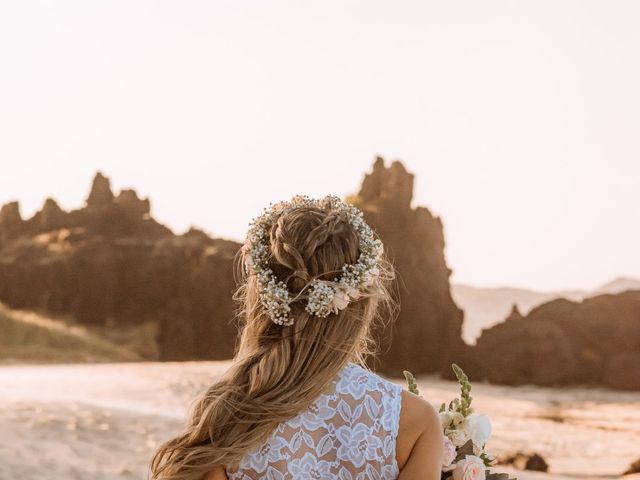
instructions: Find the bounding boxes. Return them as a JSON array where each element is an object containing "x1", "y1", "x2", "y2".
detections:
[{"x1": 2, "y1": 1, "x2": 639, "y2": 291}]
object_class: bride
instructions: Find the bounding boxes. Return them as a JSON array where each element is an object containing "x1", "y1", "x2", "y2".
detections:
[{"x1": 150, "y1": 196, "x2": 443, "y2": 480}]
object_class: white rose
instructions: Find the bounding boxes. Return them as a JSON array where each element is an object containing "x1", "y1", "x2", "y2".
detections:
[
  {"x1": 452, "y1": 455, "x2": 486, "y2": 480},
  {"x1": 446, "y1": 425, "x2": 471, "y2": 447},
  {"x1": 467, "y1": 413, "x2": 492, "y2": 448},
  {"x1": 439, "y1": 410, "x2": 465, "y2": 429},
  {"x1": 450, "y1": 411, "x2": 466, "y2": 426},
  {"x1": 439, "y1": 411, "x2": 453, "y2": 429}
]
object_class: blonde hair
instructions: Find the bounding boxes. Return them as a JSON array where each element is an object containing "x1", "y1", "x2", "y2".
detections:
[{"x1": 150, "y1": 205, "x2": 396, "y2": 480}]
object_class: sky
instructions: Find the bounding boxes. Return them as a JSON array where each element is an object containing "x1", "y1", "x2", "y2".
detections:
[{"x1": 1, "y1": 1, "x2": 639, "y2": 291}]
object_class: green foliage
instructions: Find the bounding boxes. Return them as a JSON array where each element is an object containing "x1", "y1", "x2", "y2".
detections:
[
  {"x1": 403, "y1": 370, "x2": 419, "y2": 395},
  {"x1": 481, "y1": 451, "x2": 495, "y2": 467},
  {"x1": 452, "y1": 363, "x2": 474, "y2": 416}
]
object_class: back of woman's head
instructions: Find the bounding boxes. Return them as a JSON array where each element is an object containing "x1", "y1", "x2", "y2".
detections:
[{"x1": 150, "y1": 197, "x2": 395, "y2": 480}]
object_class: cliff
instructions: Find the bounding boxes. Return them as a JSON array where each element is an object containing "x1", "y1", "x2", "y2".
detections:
[
  {"x1": 0, "y1": 173, "x2": 239, "y2": 361},
  {"x1": 0, "y1": 160, "x2": 463, "y2": 373},
  {"x1": 1, "y1": 161, "x2": 637, "y2": 389},
  {"x1": 350, "y1": 158, "x2": 466, "y2": 375},
  {"x1": 474, "y1": 292, "x2": 640, "y2": 390}
]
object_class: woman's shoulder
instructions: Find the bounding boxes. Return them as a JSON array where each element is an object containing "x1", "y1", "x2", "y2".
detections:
[
  {"x1": 396, "y1": 390, "x2": 442, "y2": 471},
  {"x1": 399, "y1": 389, "x2": 440, "y2": 432}
]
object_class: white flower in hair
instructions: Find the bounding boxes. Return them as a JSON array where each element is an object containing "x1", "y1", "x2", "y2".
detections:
[{"x1": 243, "y1": 195, "x2": 384, "y2": 325}]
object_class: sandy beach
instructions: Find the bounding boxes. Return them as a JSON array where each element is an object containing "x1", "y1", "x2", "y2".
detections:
[{"x1": 1, "y1": 361, "x2": 638, "y2": 480}]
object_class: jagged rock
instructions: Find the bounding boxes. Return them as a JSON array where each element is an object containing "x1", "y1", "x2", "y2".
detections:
[
  {"x1": 353, "y1": 158, "x2": 465, "y2": 375},
  {"x1": 508, "y1": 303, "x2": 523, "y2": 319},
  {"x1": 0, "y1": 202, "x2": 26, "y2": 245},
  {"x1": 115, "y1": 189, "x2": 150, "y2": 219},
  {"x1": 475, "y1": 292, "x2": 640, "y2": 389},
  {"x1": 30, "y1": 198, "x2": 67, "y2": 232},
  {"x1": 86, "y1": 172, "x2": 114, "y2": 207},
  {"x1": 0, "y1": 161, "x2": 637, "y2": 389},
  {"x1": 0, "y1": 161, "x2": 464, "y2": 370},
  {"x1": 358, "y1": 157, "x2": 414, "y2": 211},
  {"x1": 0, "y1": 172, "x2": 235, "y2": 360},
  {"x1": 0, "y1": 201, "x2": 23, "y2": 229}
]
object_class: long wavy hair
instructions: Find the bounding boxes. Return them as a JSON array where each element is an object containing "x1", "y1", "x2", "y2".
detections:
[{"x1": 150, "y1": 204, "x2": 396, "y2": 480}]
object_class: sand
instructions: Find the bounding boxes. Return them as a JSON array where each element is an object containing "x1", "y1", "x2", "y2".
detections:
[{"x1": 0, "y1": 361, "x2": 638, "y2": 480}]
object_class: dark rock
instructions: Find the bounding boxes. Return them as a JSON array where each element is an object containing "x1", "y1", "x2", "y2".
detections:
[
  {"x1": 115, "y1": 189, "x2": 151, "y2": 219},
  {"x1": 605, "y1": 352, "x2": 640, "y2": 390},
  {"x1": 0, "y1": 160, "x2": 464, "y2": 371},
  {"x1": 29, "y1": 198, "x2": 68, "y2": 232},
  {"x1": 353, "y1": 158, "x2": 466, "y2": 375},
  {"x1": 86, "y1": 172, "x2": 114, "y2": 208},
  {"x1": 624, "y1": 458, "x2": 640, "y2": 475},
  {"x1": 474, "y1": 306, "x2": 577, "y2": 386},
  {"x1": 474, "y1": 292, "x2": 640, "y2": 389},
  {"x1": 0, "y1": 201, "x2": 24, "y2": 239},
  {"x1": 0, "y1": 172, "x2": 238, "y2": 360},
  {"x1": 500, "y1": 452, "x2": 549, "y2": 472}
]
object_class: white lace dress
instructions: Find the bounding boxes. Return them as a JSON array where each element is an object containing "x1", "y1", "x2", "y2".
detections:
[{"x1": 226, "y1": 362, "x2": 403, "y2": 480}]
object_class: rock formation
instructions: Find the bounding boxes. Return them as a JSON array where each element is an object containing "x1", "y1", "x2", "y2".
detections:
[
  {"x1": 0, "y1": 172, "x2": 239, "y2": 361},
  {"x1": 350, "y1": 158, "x2": 465, "y2": 375},
  {"x1": 0, "y1": 160, "x2": 464, "y2": 373},
  {"x1": 474, "y1": 291, "x2": 640, "y2": 389},
  {"x1": 624, "y1": 458, "x2": 640, "y2": 476},
  {"x1": 0, "y1": 201, "x2": 24, "y2": 241}
]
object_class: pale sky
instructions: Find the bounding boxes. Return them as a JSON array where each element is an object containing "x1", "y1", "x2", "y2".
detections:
[{"x1": 1, "y1": 1, "x2": 639, "y2": 291}]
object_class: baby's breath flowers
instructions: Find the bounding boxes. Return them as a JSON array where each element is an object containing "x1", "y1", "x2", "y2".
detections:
[{"x1": 242, "y1": 195, "x2": 383, "y2": 326}]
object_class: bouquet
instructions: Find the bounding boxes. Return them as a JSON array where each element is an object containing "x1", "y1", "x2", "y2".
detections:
[{"x1": 403, "y1": 364, "x2": 515, "y2": 480}]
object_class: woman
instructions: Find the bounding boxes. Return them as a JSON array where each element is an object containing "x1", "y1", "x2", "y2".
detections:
[{"x1": 150, "y1": 195, "x2": 443, "y2": 480}]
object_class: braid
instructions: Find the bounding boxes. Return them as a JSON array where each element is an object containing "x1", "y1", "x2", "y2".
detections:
[
  {"x1": 268, "y1": 209, "x2": 356, "y2": 292},
  {"x1": 301, "y1": 211, "x2": 345, "y2": 261},
  {"x1": 269, "y1": 215, "x2": 313, "y2": 290}
]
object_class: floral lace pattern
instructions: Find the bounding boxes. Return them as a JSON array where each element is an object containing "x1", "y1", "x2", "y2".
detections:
[{"x1": 226, "y1": 363, "x2": 402, "y2": 480}]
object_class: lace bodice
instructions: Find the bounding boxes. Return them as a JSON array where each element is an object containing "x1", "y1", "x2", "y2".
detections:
[{"x1": 226, "y1": 362, "x2": 403, "y2": 480}]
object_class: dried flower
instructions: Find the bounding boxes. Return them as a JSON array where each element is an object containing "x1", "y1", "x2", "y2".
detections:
[{"x1": 243, "y1": 195, "x2": 383, "y2": 325}]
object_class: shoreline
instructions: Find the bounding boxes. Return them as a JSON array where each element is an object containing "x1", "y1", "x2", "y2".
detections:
[{"x1": 1, "y1": 361, "x2": 638, "y2": 480}]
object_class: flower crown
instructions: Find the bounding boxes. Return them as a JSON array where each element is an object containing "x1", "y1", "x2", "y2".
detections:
[{"x1": 242, "y1": 195, "x2": 384, "y2": 326}]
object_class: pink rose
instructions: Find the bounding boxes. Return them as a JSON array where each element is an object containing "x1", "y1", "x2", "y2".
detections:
[
  {"x1": 330, "y1": 289, "x2": 350, "y2": 312},
  {"x1": 442, "y1": 436, "x2": 457, "y2": 469},
  {"x1": 452, "y1": 455, "x2": 486, "y2": 480}
]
